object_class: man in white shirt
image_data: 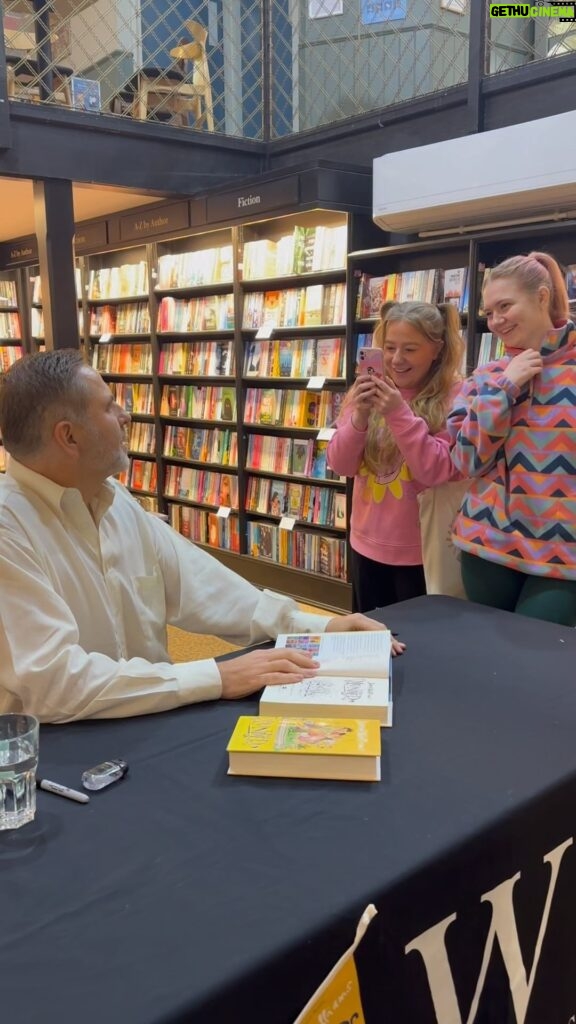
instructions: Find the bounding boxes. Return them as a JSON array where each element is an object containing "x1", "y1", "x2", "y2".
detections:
[{"x1": 0, "y1": 351, "x2": 402, "y2": 723}]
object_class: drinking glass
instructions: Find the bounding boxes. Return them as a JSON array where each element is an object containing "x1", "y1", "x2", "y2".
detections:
[{"x1": 0, "y1": 714, "x2": 39, "y2": 830}]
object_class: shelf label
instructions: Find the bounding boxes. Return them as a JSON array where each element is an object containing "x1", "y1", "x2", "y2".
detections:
[
  {"x1": 279, "y1": 516, "x2": 296, "y2": 531},
  {"x1": 255, "y1": 320, "x2": 275, "y2": 339},
  {"x1": 317, "y1": 427, "x2": 336, "y2": 441},
  {"x1": 217, "y1": 505, "x2": 232, "y2": 518},
  {"x1": 307, "y1": 375, "x2": 326, "y2": 390},
  {"x1": 99, "y1": 332, "x2": 112, "y2": 344}
]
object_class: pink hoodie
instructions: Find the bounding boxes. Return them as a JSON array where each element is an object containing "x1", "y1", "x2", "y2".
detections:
[{"x1": 327, "y1": 387, "x2": 460, "y2": 564}]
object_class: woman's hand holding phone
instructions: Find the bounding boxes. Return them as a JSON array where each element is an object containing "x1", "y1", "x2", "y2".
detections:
[{"x1": 370, "y1": 374, "x2": 403, "y2": 415}]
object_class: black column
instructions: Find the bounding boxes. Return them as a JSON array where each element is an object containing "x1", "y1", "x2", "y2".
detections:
[
  {"x1": 467, "y1": 0, "x2": 488, "y2": 134},
  {"x1": 33, "y1": 178, "x2": 78, "y2": 351}
]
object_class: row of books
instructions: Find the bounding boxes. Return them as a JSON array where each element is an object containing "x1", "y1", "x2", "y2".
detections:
[
  {"x1": 160, "y1": 384, "x2": 236, "y2": 422},
  {"x1": 355, "y1": 267, "x2": 470, "y2": 317},
  {"x1": 0, "y1": 344, "x2": 23, "y2": 368},
  {"x1": 128, "y1": 421, "x2": 155, "y2": 454},
  {"x1": 242, "y1": 284, "x2": 346, "y2": 330},
  {"x1": 31, "y1": 309, "x2": 83, "y2": 341},
  {"x1": 32, "y1": 269, "x2": 82, "y2": 304},
  {"x1": 156, "y1": 245, "x2": 233, "y2": 289},
  {"x1": 157, "y1": 294, "x2": 235, "y2": 334},
  {"x1": 118, "y1": 458, "x2": 158, "y2": 494},
  {"x1": 159, "y1": 340, "x2": 235, "y2": 377},
  {"x1": 0, "y1": 312, "x2": 21, "y2": 340},
  {"x1": 247, "y1": 522, "x2": 347, "y2": 581},
  {"x1": 0, "y1": 280, "x2": 18, "y2": 305},
  {"x1": 244, "y1": 387, "x2": 343, "y2": 429},
  {"x1": 88, "y1": 262, "x2": 148, "y2": 301},
  {"x1": 109, "y1": 381, "x2": 154, "y2": 415},
  {"x1": 244, "y1": 336, "x2": 345, "y2": 379},
  {"x1": 163, "y1": 425, "x2": 238, "y2": 466},
  {"x1": 132, "y1": 494, "x2": 159, "y2": 513},
  {"x1": 93, "y1": 344, "x2": 153, "y2": 375},
  {"x1": 164, "y1": 465, "x2": 239, "y2": 508},
  {"x1": 246, "y1": 435, "x2": 338, "y2": 480},
  {"x1": 90, "y1": 303, "x2": 151, "y2": 337},
  {"x1": 245, "y1": 476, "x2": 346, "y2": 528},
  {"x1": 477, "y1": 332, "x2": 505, "y2": 365},
  {"x1": 167, "y1": 502, "x2": 240, "y2": 552},
  {"x1": 242, "y1": 224, "x2": 347, "y2": 280}
]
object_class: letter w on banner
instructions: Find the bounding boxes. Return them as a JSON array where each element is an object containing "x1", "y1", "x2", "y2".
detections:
[{"x1": 293, "y1": 904, "x2": 377, "y2": 1024}]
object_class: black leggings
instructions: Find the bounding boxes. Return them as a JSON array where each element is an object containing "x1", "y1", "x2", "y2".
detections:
[{"x1": 350, "y1": 549, "x2": 426, "y2": 613}]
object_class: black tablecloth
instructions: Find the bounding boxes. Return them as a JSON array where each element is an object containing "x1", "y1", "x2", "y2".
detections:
[{"x1": 2, "y1": 596, "x2": 576, "y2": 1023}]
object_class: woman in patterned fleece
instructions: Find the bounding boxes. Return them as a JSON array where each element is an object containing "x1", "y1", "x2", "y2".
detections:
[
  {"x1": 448, "y1": 251, "x2": 576, "y2": 626},
  {"x1": 327, "y1": 302, "x2": 464, "y2": 612}
]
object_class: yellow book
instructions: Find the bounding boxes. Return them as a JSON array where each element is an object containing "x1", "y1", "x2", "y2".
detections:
[{"x1": 227, "y1": 716, "x2": 381, "y2": 782}]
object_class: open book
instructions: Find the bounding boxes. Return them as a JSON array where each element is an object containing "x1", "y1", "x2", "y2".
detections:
[{"x1": 260, "y1": 631, "x2": 392, "y2": 726}]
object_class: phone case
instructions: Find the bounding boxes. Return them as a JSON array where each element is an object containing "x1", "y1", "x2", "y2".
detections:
[{"x1": 357, "y1": 347, "x2": 384, "y2": 378}]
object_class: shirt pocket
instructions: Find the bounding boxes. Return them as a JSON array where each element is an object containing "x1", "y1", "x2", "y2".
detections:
[{"x1": 132, "y1": 568, "x2": 167, "y2": 625}]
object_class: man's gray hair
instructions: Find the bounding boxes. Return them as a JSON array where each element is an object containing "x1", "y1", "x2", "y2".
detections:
[{"x1": 0, "y1": 350, "x2": 89, "y2": 459}]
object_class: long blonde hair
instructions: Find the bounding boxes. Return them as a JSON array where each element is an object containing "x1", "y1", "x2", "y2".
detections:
[
  {"x1": 488, "y1": 251, "x2": 569, "y2": 324},
  {"x1": 354, "y1": 301, "x2": 464, "y2": 474}
]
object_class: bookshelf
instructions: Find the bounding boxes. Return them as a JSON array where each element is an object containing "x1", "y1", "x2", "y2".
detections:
[
  {"x1": 85, "y1": 244, "x2": 158, "y2": 513},
  {"x1": 4, "y1": 169, "x2": 576, "y2": 609},
  {"x1": 0, "y1": 268, "x2": 22, "y2": 474},
  {"x1": 28, "y1": 263, "x2": 84, "y2": 353}
]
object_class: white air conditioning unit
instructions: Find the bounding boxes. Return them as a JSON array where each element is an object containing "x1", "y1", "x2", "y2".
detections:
[{"x1": 373, "y1": 110, "x2": 576, "y2": 235}]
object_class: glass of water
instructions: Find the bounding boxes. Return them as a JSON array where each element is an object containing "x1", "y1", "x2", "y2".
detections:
[{"x1": 0, "y1": 714, "x2": 39, "y2": 830}]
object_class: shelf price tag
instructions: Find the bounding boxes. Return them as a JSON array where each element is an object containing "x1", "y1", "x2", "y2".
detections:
[
  {"x1": 100, "y1": 332, "x2": 112, "y2": 344},
  {"x1": 307, "y1": 375, "x2": 326, "y2": 390},
  {"x1": 317, "y1": 427, "x2": 336, "y2": 441},
  {"x1": 279, "y1": 516, "x2": 296, "y2": 531},
  {"x1": 255, "y1": 320, "x2": 275, "y2": 339},
  {"x1": 217, "y1": 506, "x2": 231, "y2": 519}
]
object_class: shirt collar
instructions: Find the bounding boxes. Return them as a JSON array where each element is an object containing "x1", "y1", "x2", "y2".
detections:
[{"x1": 7, "y1": 458, "x2": 116, "y2": 523}]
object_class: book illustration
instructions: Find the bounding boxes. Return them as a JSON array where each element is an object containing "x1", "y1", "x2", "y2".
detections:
[
  {"x1": 227, "y1": 716, "x2": 381, "y2": 782},
  {"x1": 260, "y1": 676, "x2": 392, "y2": 727},
  {"x1": 220, "y1": 386, "x2": 235, "y2": 421},
  {"x1": 291, "y1": 440, "x2": 310, "y2": 476},
  {"x1": 278, "y1": 340, "x2": 293, "y2": 377},
  {"x1": 275, "y1": 630, "x2": 391, "y2": 678},
  {"x1": 71, "y1": 76, "x2": 101, "y2": 112},
  {"x1": 246, "y1": 342, "x2": 261, "y2": 375},
  {"x1": 269, "y1": 482, "x2": 288, "y2": 516},
  {"x1": 219, "y1": 474, "x2": 233, "y2": 507},
  {"x1": 334, "y1": 492, "x2": 347, "y2": 527},
  {"x1": 311, "y1": 441, "x2": 328, "y2": 479}
]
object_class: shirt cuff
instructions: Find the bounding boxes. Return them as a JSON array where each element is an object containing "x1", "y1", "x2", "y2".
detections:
[{"x1": 172, "y1": 658, "x2": 223, "y2": 704}]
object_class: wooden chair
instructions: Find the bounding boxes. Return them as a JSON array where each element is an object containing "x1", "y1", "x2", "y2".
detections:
[
  {"x1": 4, "y1": 26, "x2": 72, "y2": 107},
  {"x1": 131, "y1": 19, "x2": 214, "y2": 130}
]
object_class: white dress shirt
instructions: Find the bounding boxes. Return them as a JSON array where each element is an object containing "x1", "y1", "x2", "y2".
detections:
[{"x1": 0, "y1": 460, "x2": 330, "y2": 722}]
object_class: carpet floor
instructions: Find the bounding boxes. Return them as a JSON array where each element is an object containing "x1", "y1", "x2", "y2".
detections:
[{"x1": 167, "y1": 603, "x2": 331, "y2": 663}]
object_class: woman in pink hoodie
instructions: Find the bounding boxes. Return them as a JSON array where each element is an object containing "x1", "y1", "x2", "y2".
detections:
[{"x1": 328, "y1": 301, "x2": 463, "y2": 612}]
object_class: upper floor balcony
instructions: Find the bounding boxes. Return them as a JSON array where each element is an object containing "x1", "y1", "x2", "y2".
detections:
[{"x1": 2, "y1": 0, "x2": 575, "y2": 145}]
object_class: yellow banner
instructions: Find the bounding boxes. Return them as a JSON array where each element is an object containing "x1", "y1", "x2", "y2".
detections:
[{"x1": 294, "y1": 904, "x2": 377, "y2": 1024}]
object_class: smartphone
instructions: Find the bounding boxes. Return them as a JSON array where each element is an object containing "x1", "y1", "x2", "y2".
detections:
[{"x1": 357, "y1": 347, "x2": 384, "y2": 378}]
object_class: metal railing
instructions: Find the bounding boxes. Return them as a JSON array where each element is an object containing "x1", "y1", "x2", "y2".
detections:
[{"x1": 1, "y1": 0, "x2": 574, "y2": 139}]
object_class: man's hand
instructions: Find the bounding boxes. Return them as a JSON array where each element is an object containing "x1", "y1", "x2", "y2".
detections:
[
  {"x1": 219, "y1": 647, "x2": 319, "y2": 700},
  {"x1": 326, "y1": 613, "x2": 406, "y2": 655}
]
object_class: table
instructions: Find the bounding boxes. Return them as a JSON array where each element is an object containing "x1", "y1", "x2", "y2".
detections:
[{"x1": 2, "y1": 595, "x2": 576, "y2": 1023}]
